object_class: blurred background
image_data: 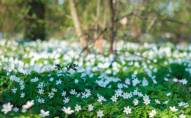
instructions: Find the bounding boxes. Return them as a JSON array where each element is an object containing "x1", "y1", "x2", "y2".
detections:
[{"x1": 0, "y1": 0, "x2": 191, "y2": 53}]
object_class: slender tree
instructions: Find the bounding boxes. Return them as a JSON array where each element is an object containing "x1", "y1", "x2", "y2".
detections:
[
  {"x1": 94, "y1": 0, "x2": 104, "y2": 54},
  {"x1": 109, "y1": 0, "x2": 117, "y2": 58},
  {"x1": 94, "y1": 0, "x2": 101, "y2": 39},
  {"x1": 69, "y1": 0, "x2": 89, "y2": 54}
]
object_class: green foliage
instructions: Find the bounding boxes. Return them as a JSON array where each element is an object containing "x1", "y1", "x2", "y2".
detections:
[
  {"x1": 1, "y1": 0, "x2": 191, "y2": 42},
  {"x1": 0, "y1": 40, "x2": 191, "y2": 118}
]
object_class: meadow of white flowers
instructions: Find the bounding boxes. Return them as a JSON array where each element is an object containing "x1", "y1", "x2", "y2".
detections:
[{"x1": 0, "y1": 39, "x2": 191, "y2": 118}]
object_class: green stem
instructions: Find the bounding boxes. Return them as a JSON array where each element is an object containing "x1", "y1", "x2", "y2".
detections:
[
  {"x1": 30, "y1": 109, "x2": 32, "y2": 118},
  {"x1": 65, "y1": 114, "x2": 68, "y2": 118}
]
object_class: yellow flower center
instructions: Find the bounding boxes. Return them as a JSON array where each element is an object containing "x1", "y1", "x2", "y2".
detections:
[
  {"x1": 5, "y1": 107, "x2": 9, "y2": 110},
  {"x1": 66, "y1": 109, "x2": 69, "y2": 113},
  {"x1": 26, "y1": 104, "x2": 30, "y2": 107}
]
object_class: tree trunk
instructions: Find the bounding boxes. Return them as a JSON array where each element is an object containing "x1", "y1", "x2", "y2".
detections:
[
  {"x1": 109, "y1": 0, "x2": 117, "y2": 58},
  {"x1": 25, "y1": 0, "x2": 45, "y2": 40},
  {"x1": 69, "y1": 0, "x2": 89, "y2": 54},
  {"x1": 103, "y1": 0, "x2": 108, "y2": 30},
  {"x1": 94, "y1": 0, "x2": 101, "y2": 39}
]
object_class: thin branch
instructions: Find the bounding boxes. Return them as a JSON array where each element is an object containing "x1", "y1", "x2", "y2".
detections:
[
  {"x1": 116, "y1": 12, "x2": 133, "y2": 22},
  {"x1": 134, "y1": 14, "x2": 191, "y2": 28},
  {"x1": 78, "y1": 26, "x2": 112, "y2": 57},
  {"x1": 146, "y1": 16, "x2": 157, "y2": 32}
]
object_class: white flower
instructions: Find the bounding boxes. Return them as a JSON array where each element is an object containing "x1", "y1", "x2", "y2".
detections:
[
  {"x1": 133, "y1": 99, "x2": 139, "y2": 106},
  {"x1": 1, "y1": 102, "x2": 13, "y2": 114},
  {"x1": 37, "y1": 82, "x2": 44, "y2": 88},
  {"x1": 52, "y1": 88, "x2": 57, "y2": 92},
  {"x1": 115, "y1": 89, "x2": 123, "y2": 97},
  {"x1": 81, "y1": 92, "x2": 86, "y2": 98},
  {"x1": 75, "y1": 104, "x2": 81, "y2": 112},
  {"x1": 123, "y1": 84, "x2": 128, "y2": 88},
  {"x1": 20, "y1": 92, "x2": 25, "y2": 98},
  {"x1": 15, "y1": 77, "x2": 20, "y2": 82},
  {"x1": 10, "y1": 75, "x2": 16, "y2": 81},
  {"x1": 85, "y1": 92, "x2": 91, "y2": 98},
  {"x1": 184, "y1": 103, "x2": 189, "y2": 108},
  {"x1": 164, "y1": 61, "x2": 168, "y2": 65},
  {"x1": 170, "y1": 106, "x2": 178, "y2": 112},
  {"x1": 142, "y1": 79, "x2": 149, "y2": 86},
  {"x1": 133, "y1": 89, "x2": 138, "y2": 95},
  {"x1": 181, "y1": 79, "x2": 187, "y2": 85},
  {"x1": 97, "y1": 110, "x2": 104, "y2": 117},
  {"x1": 22, "y1": 100, "x2": 34, "y2": 110},
  {"x1": 125, "y1": 78, "x2": 131, "y2": 85},
  {"x1": 123, "y1": 106, "x2": 132, "y2": 115},
  {"x1": 144, "y1": 99, "x2": 151, "y2": 105},
  {"x1": 166, "y1": 92, "x2": 171, "y2": 96},
  {"x1": 20, "y1": 80, "x2": 24, "y2": 85},
  {"x1": 179, "y1": 114, "x2": 186, "y2": 118},
  {"x1": 163, "y1": 100, "x2": 169, "y2": 104},
  {"x1": 138, "y1": 92, "x2": 143, "y2": 97},
  {"x1": 111, "y1": 96, "x2": 118, "y2": 102},
  {"x1": 62, "y1": 107, "x2": 74, "y2": 114},
  {"x1": 20, "y1": 85, "x2": 25, "y2": 90},
  {"x1": 38, "y1": 98, "x2": 45, "y2": 104},
  {"x1": 31, "y1": 77, "x2": 39, "y2": 82},
  {"x1": 122, "y1": 92, "x2": 129, "y2": 99},
  {"x1": 22, "y1": 109, "x2": 27, "y2": 113},
  {"x1": 56, "y1": 79, "x2": 62, "y2": 85},
  {"x1": 74, "y1": 79, "x2": 79, "y2": 83},
  {"x1": 153, "y1": 79, "x2": 157, "y2": 84},
  {"x1": 76, "y1": 93, "x2": 81, "y2": 97},
  {"x1": 13, "y1": 107, "x2": 19, "y2": 112},
  {"x1": 70, "y1": 89, "x2": 77, "y2": 95},
  {"x1": 34, "y1": 77, "x2": 39, "y2": 82},
  {"x1": 97, "y1": 96, "x2": 106, "y2": 104},
  {"x1": 12, "y1": 87, "x2": 17, "y2": 93},
  {"x1": 48, "y1": 92, "x2": 54, "y2": 98},
  {"x1": 117, "y1": 83, "x2": 123, "y2": 89},
  {"x1": 63, "y1": 97, "x2": 70, "y2": 104},
  {"x1": 62, "y1": 91, "x2": 66, "y2": 96},
  {"x1": 132, "y1": 78, "x2": 141, "y2": 86},
  {"x1": 38, "y1": 88, "x2": 44, "y2": 94},
  {"x1": 88, "y1": 104, "x2": 94, "y2": 111},
  {"x1": 143, "y1": 94, "x2": 149, "y2": 100},
  {"x1": 155, "y1": 99, "x2": 160, "y2": 104},
  {"x1": 128, "y1": 92, "x2": 133, "y2": 98},
  {"x1": 149, "y1": 109, "x2": 157, "y2": 117},
  {"x1": 164, "y1": 77, "x2": 169, "y2": 81},
  {"x1": 49, "y1": 77, "x2": 54, "y2": 81},
  {"x1": 178, "y1": 102, "x2": 185, "y2": 107},
  {"x1": 39, "y1": 109, "x2": 49, "y2": 117},
  {"x1": 173, "y1": 78, "x2": 178, "y2": 82},
  {"x1": 85, "y1": 89, "x2": 91, "y2": 93}
]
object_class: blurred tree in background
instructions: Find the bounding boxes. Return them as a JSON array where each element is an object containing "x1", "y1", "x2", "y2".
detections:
[
  {"x1": 25, "y1": 0, "x2": 46, "y2": 40},
  {"x1": 0, "y1": 0, "x2": 191, "y2": 47}
]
